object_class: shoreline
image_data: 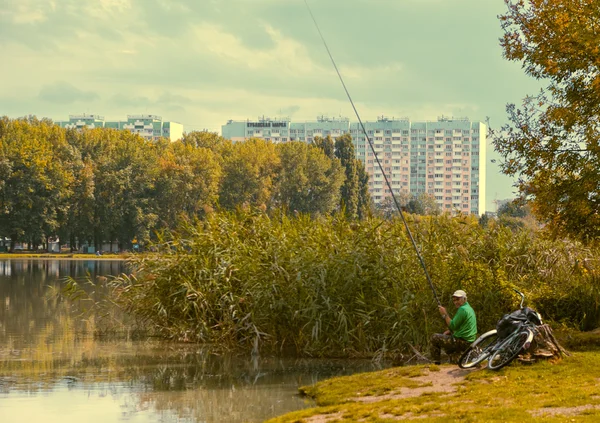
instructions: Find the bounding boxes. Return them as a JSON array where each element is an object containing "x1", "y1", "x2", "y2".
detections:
[
  {"x1": 266, "y1": 351, "x2": 600, "y2": 422},
  {"x1": 0, "y1": 253, "x2": 128, "y2": 260}
]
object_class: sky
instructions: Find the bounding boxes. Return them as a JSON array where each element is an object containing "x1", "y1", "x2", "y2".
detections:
[{"x1": 0, "y1": 0, "x2": 544, "y2": 212}]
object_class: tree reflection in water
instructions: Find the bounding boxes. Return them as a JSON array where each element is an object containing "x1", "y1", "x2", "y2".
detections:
[{"x1": 0, "y1": 259, "x2": 388, "y2": 422}]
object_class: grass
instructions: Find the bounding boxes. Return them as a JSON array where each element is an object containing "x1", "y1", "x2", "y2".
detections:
[
  {"x1": 266, "y1": 352, "x2": 600, "y2": 422},
  {"x1": 298, "y1": 366, "x2": 428, "y2": 406}
]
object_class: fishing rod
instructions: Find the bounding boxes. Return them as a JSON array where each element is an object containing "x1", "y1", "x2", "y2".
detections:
[{"x1": 303, "y1": 0, "x2": 442, "y2": 307}]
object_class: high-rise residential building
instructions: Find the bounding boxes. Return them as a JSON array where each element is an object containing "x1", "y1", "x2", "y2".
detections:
[
  {"x1": 222, "y1": 116, "x2": 292, "y2": 142},
  {"x1": 221, "y1": 115, "x2": 486, "y2": 215},
  {"x1": 55, "y1": 114, "x2": 184, "y2": 142},
  {"x1": 352, "y1": 116, "x2": 486, "y2": 216}
]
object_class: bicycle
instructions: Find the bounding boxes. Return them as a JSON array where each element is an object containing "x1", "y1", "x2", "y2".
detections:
[{"x1": 458, "y1": 289, "x2": 542, "y2": 370}]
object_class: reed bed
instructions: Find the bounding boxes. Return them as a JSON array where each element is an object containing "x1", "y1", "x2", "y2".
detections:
[{"x1": 110, "y1": 209, "x2": 600, "y2": 357}]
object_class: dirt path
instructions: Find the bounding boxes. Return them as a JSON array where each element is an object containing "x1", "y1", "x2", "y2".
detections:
[
  {"x1": 302, "y1": 366, "x2": 475, "y2": 422},
  {"x1": 355, "y1": 366, "x2": 475, "y2": 402}
]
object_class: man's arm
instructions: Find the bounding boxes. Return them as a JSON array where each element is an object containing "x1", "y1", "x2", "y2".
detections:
[
  {"x1": 449, "y1": 308, "x2": 466, "y2": 332},
  {"x1": 438, "y1": 306, "x2": 452, "y2": 329}
]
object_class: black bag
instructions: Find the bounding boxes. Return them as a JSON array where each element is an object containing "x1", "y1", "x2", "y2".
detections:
[
  {"x1": 496, "y1": 313, "x2": 521, "y2": 339},
  {"x1": 496, "y1": 307, "x2": 542, "y2": 339},
  {"x1": 522, "y1": 307, "x2": 543, "y2": 326}
]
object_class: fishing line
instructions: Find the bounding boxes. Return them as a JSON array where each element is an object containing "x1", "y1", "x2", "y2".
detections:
[{"x1": 303, "y1": 0, "x2": 442, "y2": 307}]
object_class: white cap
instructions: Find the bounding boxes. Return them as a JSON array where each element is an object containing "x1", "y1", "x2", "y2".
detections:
[{"x1": 452, "y1": 290, "x2": 467, "y2": 298}]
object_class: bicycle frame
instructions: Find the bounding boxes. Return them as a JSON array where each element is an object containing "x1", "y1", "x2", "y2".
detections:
[{"x1": 459, "y1": 288, "x2": 539, "y2": 370}]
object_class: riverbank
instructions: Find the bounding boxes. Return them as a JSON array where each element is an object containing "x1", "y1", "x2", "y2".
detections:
[
  {"x1": 0, "y1": 253, "x2": 127, "y2": 260},
  {"x1": 266, "y1": 351, "x2": 600, "y2": 422}
]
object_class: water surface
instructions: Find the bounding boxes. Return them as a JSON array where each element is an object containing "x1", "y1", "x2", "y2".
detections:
[{"x1": 0, "y1": 259, "x2": 386, "y2": 422}]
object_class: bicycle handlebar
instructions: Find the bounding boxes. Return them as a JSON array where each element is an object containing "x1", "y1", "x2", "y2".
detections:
[{"x1": 513, "y1": 288, "x2": 525, "y2": 309}]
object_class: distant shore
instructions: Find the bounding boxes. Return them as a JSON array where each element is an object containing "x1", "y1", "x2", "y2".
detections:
[{"x1": 0, "y1": 253, "x2": 128, "y2": 260}]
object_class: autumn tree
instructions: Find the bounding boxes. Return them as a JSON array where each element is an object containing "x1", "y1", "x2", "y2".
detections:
[
  {"x1": 334, "y1": 134, "x2": 359, "y2": 219},
  {"x1": 493, "y1": 0, "x2": 600, "y2": 241},
  {"x1": 69, "y1": 158, "x2": 96, "y2": 249},
  {"x1": 356, "y1": 160, "x2": 372, "y2": 219},
  {"x1": 497, "y1": 200, "x2": 528, "y2": 219},
  {"x1": 314, "y1": 134, "x2": 372, "y2": 219},
  {"x1": 275, "y1": 141, "x2": 345, "y2": 216},
  {"x1": 84, "y1": 129, "x2": 159, "y2": 251},
  {"x1": 0, "y1": 117, "x2": 74, "y2": 249},
  {"x1": 181, "y1": 130, "x2": 226, "y2": 151},
  {"x1": 313, "y1": 135, "x2": 335, "y2": 159},
  {"x1": 219, "y1": 138, "x2": 280, "y2": 210},
  {"x1": 154, "y1": 141, "x2": 221, "y2": 228}
]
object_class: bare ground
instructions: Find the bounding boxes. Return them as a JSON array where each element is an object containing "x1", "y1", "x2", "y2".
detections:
[
  {"x1": 354, "y1": 366, "x2": 476, "y2": 403},
  {"x1": 300, "y1": 366, "x2": 476, "y2": 422}
]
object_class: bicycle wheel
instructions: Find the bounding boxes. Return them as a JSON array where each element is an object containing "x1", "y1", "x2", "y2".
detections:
[
  {"x1": 487, "y1": 329, "x2": 533, "y2": 371},
  {"x1": 458, "y1": 329, "x2": 498, "y2": 369}
]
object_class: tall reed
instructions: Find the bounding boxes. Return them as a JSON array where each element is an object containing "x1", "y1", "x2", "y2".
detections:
[{"x1": 111, "y1": 209, "x2": 600, "y2": 357}]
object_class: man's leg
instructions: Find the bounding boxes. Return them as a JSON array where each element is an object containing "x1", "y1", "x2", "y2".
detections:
[
  {"x1": 445, "y1": 338, "x2": 472, "y2": 363},
  {"x1": 430, "y1": 333, "x2": 453, "y2": 364}
]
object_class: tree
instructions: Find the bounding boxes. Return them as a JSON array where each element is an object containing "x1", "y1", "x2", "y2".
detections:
[
  {"x1": 0, "y1": 118, "x2": 74, "y2": 250},
  {"x1": 154, "y1": 142, "x2": 221, "y2": 228},
  {"x1": 406, "y1": 192, "x2": 440, "y2": 216},
  {"x1": 313, "y1": 135, "x2": 335, "y2": 159},
  {"x1": 314, "y1": 134, "x2": 372, "y2": 219},
  {"x1": 181, "y1": 131, "x2": 225, "y2": 151},
  {"x1": 375, "y1": 192, "x2": 440, "y2": 219},
  {"x1": 497, "y1": 200, "x2": 527, "y2": 219},
  {"x1": 275, "y1": 142, "x2": 345, "y2": 216},
  {"x1": 356, "y1": 160, "x2": 372, "y2": 219},
  {"x1": 87, "y1": 129, "x2": 159, "y2": 251},
  {"x1": 62, "y1": 157, "x2": 96, "y2": 250},
  {"x1": 493, "y1": 0, "x2": 600, "y2": 241},
  {"x1": 219, "y1": 138, "x2": 280, "y2": 210},
  {"x1": 334, "y1": 134, "x2": 359, "y2": 219}
]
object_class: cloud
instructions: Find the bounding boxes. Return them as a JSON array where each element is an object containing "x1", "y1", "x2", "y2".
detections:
[
  {"x1": 38, "y1": 82, "x2": 100, "y2": 104},
  {"x1": 108, "y1": 91, "x2": 191, "y2": 113},
  {"x1": 2, "y1": 0, "x2": 546, "y2": 212},
  {"x1": 2, "y1": 0, "x2": 51, "y2": 24},
  {"x1": 109, "y1": 93, "x2": 151, "y2": 108},
  {"x1": 191, "y1": 23, "x2": 323, "y2": 76},
  {"x1": 279, "y1": 105, "x2": 301, "y2": 116},
  {"x1": 157, "y1": 92, "x2": 191, "y2": 105}
]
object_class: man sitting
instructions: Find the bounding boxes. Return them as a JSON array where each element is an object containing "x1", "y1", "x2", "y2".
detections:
[{"x1": 430, "y1": 290, "x2": 477, "y2": 365}]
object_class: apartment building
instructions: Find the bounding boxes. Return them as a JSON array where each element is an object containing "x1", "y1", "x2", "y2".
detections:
[
  {"x1": 55, "y1": 114, "x2": 184, "y2": 142},
  {"x1": 221, "y1": 115, "x2": 486, "y2": 215}
]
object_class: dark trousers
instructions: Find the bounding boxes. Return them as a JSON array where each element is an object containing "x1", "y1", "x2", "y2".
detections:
[{"x1": 430, "y1": 333, "x2": 471, "y2": 362}]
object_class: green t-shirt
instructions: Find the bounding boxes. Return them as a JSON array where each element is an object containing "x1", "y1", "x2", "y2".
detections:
[{"x1": 449, "y1": 302, "x2": 477, "y2": 342}]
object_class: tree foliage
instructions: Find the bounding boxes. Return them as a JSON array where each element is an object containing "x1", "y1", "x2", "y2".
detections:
[
  {"x1": 218, "y1": 138, "x2": 280, "y2": 211},
  {"x1": 376, "y1": 192, "x2": 440, "y2": 219},
  {"x1": 276, "y1": 141, "x2": 345, "y2": 216},
  {"x1": 155, "y1": 142, "x2": 221, "y2": 228},
  {"x1": 497, "y1": 199, "x2": 528, "y2": 219},
  {"x1": 335, "y1": 134, "x2": 359, "y2": 219},
  {"x1": 0, "y1": 120, "x2": 372, "y2": 249},
  {"x1": 493, "y1": 0, "x2": 600, "y2": 241},
  {"x1": 314, "y1": 134, "x2": 371, "y2": 219},
  {"x1": 0, "y1": 117, "x2": 73, "y2": 249}
]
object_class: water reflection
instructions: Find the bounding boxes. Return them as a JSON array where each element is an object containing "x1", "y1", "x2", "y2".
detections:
[
  {"x1": 0, "y1": 259, "x2": 125, "y2": 347},
  {"x1": 0, "y1": 260, "x2": 389, "y2": 422}
]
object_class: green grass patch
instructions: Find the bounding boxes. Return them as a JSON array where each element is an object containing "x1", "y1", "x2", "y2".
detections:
[
  {"x1": 555, "y1": 328, "x2": 600, "y2": 351},
  {"x1": 299, "y1": 366, "x2": 428, "y2": 406},
  {"x1": 268, "y1": 352, "x2": 600, "y2": 422}
]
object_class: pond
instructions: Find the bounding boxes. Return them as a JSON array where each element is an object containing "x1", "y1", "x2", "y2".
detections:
[{"x1": 0, "y1": 259, "x2": 388, "y2": 422}]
